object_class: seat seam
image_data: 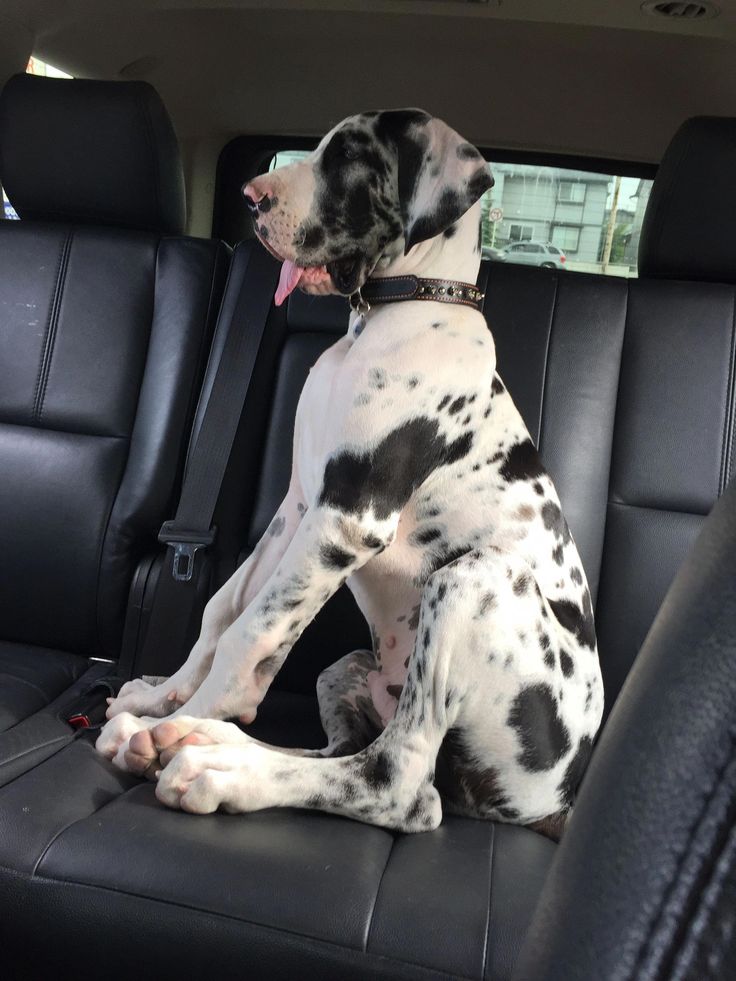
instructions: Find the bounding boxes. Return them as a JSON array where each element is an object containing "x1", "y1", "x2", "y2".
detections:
[
  {"x1": 0, "y1": 417, "x2": 130, "y2": 441},
  {"x1": 0, "y1": 866, "x2": 473, "y2": 979},
  {"x1": 720, "y1": 292, "x2": 736, "y2": 492},
  {"x1": 628, "y1": 728, "x2": 736, "y2": 981},
  {"x1": 30, "y1": 229, "x2": 72, "y2": 425},
  {"x1": 0, "y1": 733, "x2": 72, "y2": 771},
  {"x1": 364, "y1": 832, "x2": 396, "y2": 951},
  {"x1": 608, "y1": 499, "x2": 709, "y2": 519},
  {"x1": 480, "y1": 821, "x2": 496, "y2": 980},
  {"x1": 667, "y1": 817, "x2": 736, "y2": 980},
  {"x1": 0, "y1": 673, "x2": 59, "y2": 700},
  {"x1": 31, "y1": 783, "x2": 139, "y2": 877}
]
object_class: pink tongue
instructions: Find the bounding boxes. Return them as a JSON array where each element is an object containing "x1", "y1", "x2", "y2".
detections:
[{"x1": 275, "y1": 260, "x2": 303, "y2": 307}]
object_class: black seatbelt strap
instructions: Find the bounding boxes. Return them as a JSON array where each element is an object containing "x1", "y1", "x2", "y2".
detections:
[{"x1": 118, "y1": 243, "x2": 279, "y2": 680}]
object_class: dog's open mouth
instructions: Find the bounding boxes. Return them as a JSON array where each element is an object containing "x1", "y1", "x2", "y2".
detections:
[
  {"x1": 257, "y1": 232, "x2": 362, "y2": 306},
  {"x1": 275, "y1": 259, "x2": 332, "y2": 306}
]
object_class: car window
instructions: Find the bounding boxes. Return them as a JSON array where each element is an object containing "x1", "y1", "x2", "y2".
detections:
[
  {"x1": 252, "y1": 149, "x2": 653, "y2": 279},
  {"x1": 2, "y1": 57, "x2": 72, "y2": 221}
]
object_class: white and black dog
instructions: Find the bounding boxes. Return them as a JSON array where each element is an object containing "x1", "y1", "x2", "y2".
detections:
[{"x1": 97, "y1": 110, "x2": 604, "y2": 838}]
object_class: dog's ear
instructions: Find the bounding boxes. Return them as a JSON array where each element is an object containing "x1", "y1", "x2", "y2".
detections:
[{"x1": 375, "y1": 109, "x2": 493, "y2": 254}]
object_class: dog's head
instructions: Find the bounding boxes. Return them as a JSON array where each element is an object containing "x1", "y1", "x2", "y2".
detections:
[{"x1": 243, "y1": 110, "x2": 493, "y2": 304}]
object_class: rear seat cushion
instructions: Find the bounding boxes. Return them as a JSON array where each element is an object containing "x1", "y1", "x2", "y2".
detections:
[
  {"x1": 0, "y1": 736, "x2": 555, "y2": 981},
  {"x1": 0, "y1": 643, "x2": 88, "y2": 733}
]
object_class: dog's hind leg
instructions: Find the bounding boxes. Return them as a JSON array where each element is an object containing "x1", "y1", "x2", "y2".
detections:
[{"x1": 154, "y1": 548, "x2": 602, "y2": 831}]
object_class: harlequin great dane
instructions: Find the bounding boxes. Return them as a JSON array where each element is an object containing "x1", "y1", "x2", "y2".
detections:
[{"x1": 97, "y1": 109, "x2": 604, "y2": 837}]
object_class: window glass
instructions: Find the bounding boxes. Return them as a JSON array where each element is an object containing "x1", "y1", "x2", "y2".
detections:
[
  {"x1": 263, "y1": 150, "x2": 653, "y2": 278},
  {"x1": 481, "y1": 163, "x2": 653, "y2": 277},
  {"x1": 2, "y1": 57, "x2": 72, "y2": 220}
]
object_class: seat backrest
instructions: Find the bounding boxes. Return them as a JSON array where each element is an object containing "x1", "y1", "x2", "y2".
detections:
[
  {"x1": 208, "y1": 117, "x2": 736, "y2": 717},
  {"x1": 0, "y1": 73, "x2": 229, "y2": 660}
]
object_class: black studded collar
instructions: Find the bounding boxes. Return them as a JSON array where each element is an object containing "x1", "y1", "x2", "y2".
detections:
[{"x1": 351, "y1": 275, "x2": 485, "y2": 313}]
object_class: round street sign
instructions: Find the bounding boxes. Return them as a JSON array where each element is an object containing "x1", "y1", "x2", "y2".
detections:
[{"x1": 489, "y1": 207, "x2": 504, "y2": 222}]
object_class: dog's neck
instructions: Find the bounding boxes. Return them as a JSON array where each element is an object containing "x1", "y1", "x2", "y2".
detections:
[{"x1": 373, "y1": 201, "x2": 482, "y2": 285}]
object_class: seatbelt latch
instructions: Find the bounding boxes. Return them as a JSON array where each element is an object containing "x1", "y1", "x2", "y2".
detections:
[{"x1": 158, "y1": 522, "x2": 217, "y2": 583}]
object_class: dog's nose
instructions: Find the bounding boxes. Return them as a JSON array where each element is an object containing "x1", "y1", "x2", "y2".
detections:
[{"x1": 242, "y1": 182, "x2": 272, "y2": 213}]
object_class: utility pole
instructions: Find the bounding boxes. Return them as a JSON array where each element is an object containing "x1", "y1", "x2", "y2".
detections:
[{"x1": 601, "y1": 174, "x2": 622, "y2": 274}]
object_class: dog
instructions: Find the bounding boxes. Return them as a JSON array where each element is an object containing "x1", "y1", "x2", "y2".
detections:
[{"x1": 97, "y1": 109, "x2": 604, "y2": 837}]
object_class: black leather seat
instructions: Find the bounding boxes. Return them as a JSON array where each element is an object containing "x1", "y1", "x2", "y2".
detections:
[
  {"x1": 1, "y1": 115, "x2": 735, "y2": 980},
  {"x1": 0, "y1": 74, "x2": 229, "y2": 778}
]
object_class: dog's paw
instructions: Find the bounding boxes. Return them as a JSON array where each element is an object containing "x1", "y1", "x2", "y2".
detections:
[
  {"x1": 95, "y1": 712, "x2": 156, "y2": 769},
  {"x1": 105, "y1": 676, "x2": 187, "y2": 721},
  {"x1": 155, "y1": 743, "x2": 269, "y2": 814}
]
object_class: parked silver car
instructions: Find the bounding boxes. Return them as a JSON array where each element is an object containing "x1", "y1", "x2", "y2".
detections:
[{"x1": 502, "y1": 240, "x2": 567, "y2": 269}]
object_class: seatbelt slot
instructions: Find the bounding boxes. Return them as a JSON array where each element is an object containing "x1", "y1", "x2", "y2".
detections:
[{"x1": 158, "y1": 522, "x2": 216, "y2": 583}]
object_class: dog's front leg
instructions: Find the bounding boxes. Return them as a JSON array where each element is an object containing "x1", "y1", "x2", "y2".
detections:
[
  {"x1": 104, "y1": 480, "x2": 307, "y2": 723},
  {"x1": 173, "y1": 503, "x2": 395, "y2": 725}
]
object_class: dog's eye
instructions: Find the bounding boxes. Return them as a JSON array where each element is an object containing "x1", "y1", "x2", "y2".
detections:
[{"x1": 343, "y1": 146, "x2": 360, "y2": 161}]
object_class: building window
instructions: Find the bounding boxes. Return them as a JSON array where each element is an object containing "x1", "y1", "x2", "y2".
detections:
[
  {"x1": 508, "y1": 224, "x2": 534, "y2": 243},
  {"x1": 551, "y1": 226, "x2": 581, "y2": 252},
  {"x1": 558, "y1": 181, "x2": 586, "y2": 204}
]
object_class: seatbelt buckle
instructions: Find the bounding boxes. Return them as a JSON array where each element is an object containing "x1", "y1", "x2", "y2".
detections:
[
  {"x1": 67, "y1": 713, "x2": 91, "y2": 730},
  {"x1": 158, "y1": 522, "x2": 217, "y2": 583}
]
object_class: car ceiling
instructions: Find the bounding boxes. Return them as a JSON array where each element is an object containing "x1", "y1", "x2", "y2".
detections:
[{"x1": 2, "y1": 1, "x2": 736, "y2": 164}]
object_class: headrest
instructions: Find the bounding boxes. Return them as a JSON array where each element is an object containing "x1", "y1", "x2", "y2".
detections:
[
  {"x1": 639, "y1": 116, "x2": 736, "y2": 282},
  {"x1": 0, "y1": 74, "x2": 185, "y2": 234}
]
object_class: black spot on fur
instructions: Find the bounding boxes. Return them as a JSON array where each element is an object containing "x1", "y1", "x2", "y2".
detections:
[
  {"x1": 408, "y1": 604, "x2": 421, "y2": 630},
  {"x1": 457, "y1": 142, "x2": 482, "y2": 160},
  {"x1": 513, "y1": 573, "x2": 530, "y2": 596},
  {"x1": 552, "y1": 543, "x2": 564, "y2": 565},
  {"x1": 549, "y1": 593, "x2": 596, "y2": 650},
  {"x1": 319, "y1": 543, "x2": 356, "y2": 570},
  {"x1": 319, "y1": 417, "x2": 473, "y2": 520},
  {"x1": 362, "y1": 532, "x2": 383, "y2": 549},
  {"x1": 560, "y1": 649, "x2": 574, "y2": 678},
  {"x1": 301, "y1": 225, "x2": 325, "y2": 251},
  {"x1": 570, "y1": 566, "x2": 583, "y2": 585},
  {"x1": 558, "y1": 736, "x2": 594, "y2": 807},
  {"x1": 254, "y1": 654, "x2": 280, "y2": 680},
  {"x1": 448, "y1": 396, "x2": 466, "y2": 415},
  {"x1": 491, "y1": 375, "x2": 505, "y2": 396},
  {"x1": 443, "y1": 223, "x2": 457, "y2": 239},
  {"x1": 361, "y1": 750, "x2": 394, "y2": 790},
  {"x1": 500, "y1": 440, "x2": 546, "y2": 483},
  {"x1": 413, "y1": 526, "x2": 442, "y2": 545},
  {"x1": 436, "y1": 727, "x2": 513, "y2": 814},
  {"x1": 533, "y1": 481, "x2": 544, "y2": 496},
  {"x1": 542, "y1": 501, "x2": 572, "y2": 543},
  {"x1": 437, "y1": 395, "x2": 451, "y2": 411},
  {"x1": 386, "y1": 684, "x2": 404, "y2": 699},
  {"x1": 544, "y1": 650, "x2": 555, "y2": 669},
  {"x1": 508, "y1": 683, "x2": 571, "y2": 772}
]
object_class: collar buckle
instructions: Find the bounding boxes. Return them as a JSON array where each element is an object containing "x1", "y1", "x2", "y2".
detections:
[{"x1": 350, "y1": 289, "x2": 371, "y2": 315}]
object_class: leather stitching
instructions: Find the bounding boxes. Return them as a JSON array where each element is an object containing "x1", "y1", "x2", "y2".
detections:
[
  {"x1": 32, "y1": 229, "x2": 73, "y2": 425},
  {"x1": 629, "y1": 729, "x2": 736, "y2": 981},
  {"x1": 669, "y1": 815, "x2": 736, "y2": 979},
  {"x1": 720, "y1": 293, "x2": 736, "y2": 492},
  {"x1": 480, "y1": 822, "x2": 496, "y2": 981},
  {"x1": 364, "y1": 833, "x2": 396, "y2": 951}
]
